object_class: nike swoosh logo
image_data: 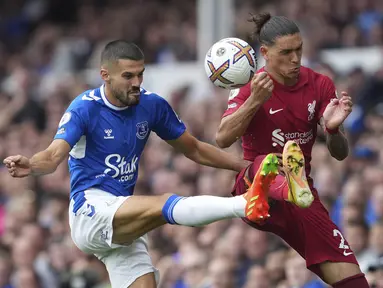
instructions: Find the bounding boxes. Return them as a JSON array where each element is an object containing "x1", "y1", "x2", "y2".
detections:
[
  {"x1": 106, "y1": 199, "x2": 119, "y2": 206},
  {"x1": 343, "y1": 251, "x2": 353, "y2": 256},
  {"x1": 269, "y1": 108, "x2": 283, "y2": 115}
]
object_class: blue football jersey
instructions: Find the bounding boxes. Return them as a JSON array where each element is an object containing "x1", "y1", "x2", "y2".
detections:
[{"x1": 54, "y1": 85, "x2": 186, "y2": 201}]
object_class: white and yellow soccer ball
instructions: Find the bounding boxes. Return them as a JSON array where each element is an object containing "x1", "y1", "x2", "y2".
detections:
[{"x1": 204, "y1": 37, "x2": 257, "y2": 89}]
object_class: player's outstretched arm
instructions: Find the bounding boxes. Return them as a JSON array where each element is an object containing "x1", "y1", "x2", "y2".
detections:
[
  {"x1": 216, "y1": 72, "x2": 273, "y2": 148},
  {"x1": 3, "y1": 139, "x2": 71, "y2": 177},
  {"x1": 167, "y1": 131, "x2": 248, "y2": 172}
]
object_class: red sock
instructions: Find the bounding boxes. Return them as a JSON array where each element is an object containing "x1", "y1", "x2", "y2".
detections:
[
  {"x1": 332, "y1": 273, "x2": 369, "y2": 288},
  {"x1": 249, "y1": 156, "x2": 289, "y2": 201}
]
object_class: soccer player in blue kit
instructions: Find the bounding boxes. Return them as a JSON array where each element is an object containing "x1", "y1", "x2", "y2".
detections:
[{"x1": 3, "y1": 40, "x2": 279, "y2": 288}]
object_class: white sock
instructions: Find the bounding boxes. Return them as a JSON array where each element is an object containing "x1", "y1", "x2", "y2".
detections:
[{"x1": 165, "y1": 195, "x2": 246, "y2": 226}]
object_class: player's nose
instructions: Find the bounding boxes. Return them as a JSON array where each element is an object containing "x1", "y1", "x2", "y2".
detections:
[
  {"x1": 291, "y1": 52, "x2": 300, "y2": 64},
  {"x1": 130, "y1": 76, "x2": 141, "y2": 87}
]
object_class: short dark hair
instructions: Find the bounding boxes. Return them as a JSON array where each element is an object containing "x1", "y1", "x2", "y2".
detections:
[
  {"x1": 101, "y1": 40, "x2": 144, "y2": 65},
  {"x1": 249, "y1": 12, "x2": 300, "y2": 46}
]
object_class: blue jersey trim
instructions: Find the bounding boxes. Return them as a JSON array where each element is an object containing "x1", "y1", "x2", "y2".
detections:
[{"x1": 72, "y1": 191, "x2": 86, "y2": 214}]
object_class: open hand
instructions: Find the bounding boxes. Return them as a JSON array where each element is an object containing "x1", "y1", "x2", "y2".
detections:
[{"x1": 323, "y1": 92, "x2": 353, "y2": 130}]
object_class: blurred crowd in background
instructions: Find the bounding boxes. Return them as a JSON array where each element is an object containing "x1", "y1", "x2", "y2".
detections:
[{"x1": 0, "y1": 0, "x2": 383, "y2": 287}]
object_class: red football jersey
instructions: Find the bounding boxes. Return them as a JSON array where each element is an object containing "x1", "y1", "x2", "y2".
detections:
[{"x1": 222, "y1": 66, "x2": 337, "y2": 178}]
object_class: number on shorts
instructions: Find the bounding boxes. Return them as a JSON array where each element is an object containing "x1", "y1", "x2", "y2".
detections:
[{"x1": 333, "y1": 229, "x2": 349, "y2": 250}]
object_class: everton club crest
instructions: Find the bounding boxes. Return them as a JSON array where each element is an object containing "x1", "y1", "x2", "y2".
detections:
[{"x1": 136, "y1": 121, "x2": 149, "y2": 140}]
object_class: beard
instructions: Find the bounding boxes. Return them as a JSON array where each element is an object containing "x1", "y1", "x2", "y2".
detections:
[{"x1": 111, "y1": 85, "x2": 140, "y2": 107}]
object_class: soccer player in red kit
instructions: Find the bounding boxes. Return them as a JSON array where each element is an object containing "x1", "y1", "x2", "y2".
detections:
[{"x1": 216, "y1": 13, "x2": 369, "y2": 288}]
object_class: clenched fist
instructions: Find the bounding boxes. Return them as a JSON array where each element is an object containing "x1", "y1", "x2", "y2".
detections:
[
  {"x1": 3, "y1": 155, "x2": 31, "y2": 178},
  {"x1": 249, "y1": 72, "x2": 274, "y2": 105}
]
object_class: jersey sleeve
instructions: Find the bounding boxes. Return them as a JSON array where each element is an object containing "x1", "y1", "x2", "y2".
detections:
[
  {"x1": 153, "y1": 97, "x2": 186, "y2": 140},
  {"x1": 54, "y1": 108, "x2": 87, "y2": 148},
  {"x1": 317, "y1": 75, "x2": 338, "y2": 121},
  {"x1": 222, "y1": 84, "x2": 251, "y2": 118}
]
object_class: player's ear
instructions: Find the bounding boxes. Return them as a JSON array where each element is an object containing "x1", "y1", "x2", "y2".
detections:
[
  {"x1": 100, "y1": 68, "x2": 110, "y2": 83},
  {"x1": 260, "y1": 45, "x2": 269, "y2": 61}
]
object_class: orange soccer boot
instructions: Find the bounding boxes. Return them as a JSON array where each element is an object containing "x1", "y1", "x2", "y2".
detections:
[{"x1": 243, "y1": 153, "x2": 279, "y2": 223}]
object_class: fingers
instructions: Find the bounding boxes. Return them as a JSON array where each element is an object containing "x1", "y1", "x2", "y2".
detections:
[
  {"x1": 3, "y1": 158, "x2": 13, "y2": 168},
  {"x1": 252, "y1": 73, "x2": 269, "y2": 87},
  {"x1": 339, "y1": 92, "x2": 353, "y2": 104},
  {"x1": 7, "y1": 165, "x2": 17, "y2": 177},
  {"x1": 252, "y1": 72, "x2": 270, "y2": 84},
  {"x1": 339, "y1": 96, "x2": 353, "y2": 112},
  {"x1": 339, "y1": 95, "x2": 352, "y2": 101},
  {"x1": 3, "y1": 155, "x2": 26, "y2": 178},
  {"x1": 253, "y1": 72, "x2": 268, "y2": 82},
  {"x1": 252, "y1": 72, "x2": 273, "y2": 93},
  {"x1": 343, "y1": 104, "x2": 353, "y2": 113},
  {"x1": 3, "y1": 155, "x2": 21, "y2": 164},
  {"x1": 341, "y1": 99, "x2": 353, "y2": 107},
  {"x1": 6, "y1": 167, "x2": 27, "y2": 178},
  {"x1": 340, "y1": 97, "x2": 353, "y2": 104},
  {"x1": 263, "y1": 79, "x2": 274, "y2": 92},
  {"x1": 329, "y1": 96, "x2": 353, "y2": 113},
  {"x1": 8, "y1": 167, "x2": 16, "y2": 175},
  {"x1": 326, "y1": 98, "x2": 339, "y2": 108},
  {"x1": 340, "y1": 91, "x2": 349, "y2": 98},
  {"x1": 256, "y1": 72, "x2": 269, "y2": 81}
]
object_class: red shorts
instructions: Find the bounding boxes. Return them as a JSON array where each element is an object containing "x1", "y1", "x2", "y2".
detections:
[{"x1": 233, "y1": 155, "x2": 359, "y2": 277}]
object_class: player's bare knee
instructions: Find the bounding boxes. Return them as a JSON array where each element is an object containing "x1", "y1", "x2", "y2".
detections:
[
  {"x1": 132, "y1": 193, "x2": 173, "y2": 219},
  {"x1": 135, "y1": 193, "x2": 173, "y2": 221},
  {"x1": 114, "y1": 194, "x2": 170, "y2": 223},
  {"x1": 160, "y1": 193, "x2": 174, "y2": 204},
  {"x1": 112, "y1": 194, "x2": 174, "y2": 244}
]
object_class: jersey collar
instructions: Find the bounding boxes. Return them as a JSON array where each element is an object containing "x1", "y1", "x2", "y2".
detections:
[{"x1": 100, "y1": 85, "x2": 130, "y2": 111}]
